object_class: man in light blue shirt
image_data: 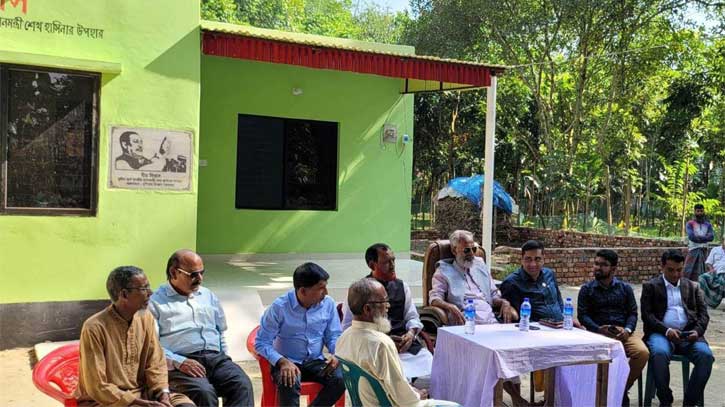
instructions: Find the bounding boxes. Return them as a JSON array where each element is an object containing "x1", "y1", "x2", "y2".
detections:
[
  {"x1": 255, "y1": 262, "x2": 345, "y2": 407},
  {"x1": 149, "y1": 249, "x2": 253, "y2": 407}
]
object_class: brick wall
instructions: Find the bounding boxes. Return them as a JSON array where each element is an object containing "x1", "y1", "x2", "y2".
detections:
[
  {"x1": 497, "y1": 226, "x2": 681, "y2": 248},
  {"x1": 494, "y1": 246, "x2": 688, "y2": 285}
]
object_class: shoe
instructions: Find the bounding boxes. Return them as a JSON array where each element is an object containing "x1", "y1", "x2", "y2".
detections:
[{"x1": 621, "y1": 392, "x2": 630, "y2": 407}]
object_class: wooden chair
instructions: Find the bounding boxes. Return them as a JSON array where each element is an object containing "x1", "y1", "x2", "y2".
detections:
[{"x1": 419, "y1": 239, "x2": 486, "y2": 338}]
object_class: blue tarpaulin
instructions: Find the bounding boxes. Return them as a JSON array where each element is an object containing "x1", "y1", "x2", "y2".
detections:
[{"x1": 447, "y1": 175, "x2": 514, "y2": 214}]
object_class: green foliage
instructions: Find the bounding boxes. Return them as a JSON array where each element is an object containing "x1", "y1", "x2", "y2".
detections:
[{"x1": 200, "y1": 0, "x2": 724, "y2": 239}]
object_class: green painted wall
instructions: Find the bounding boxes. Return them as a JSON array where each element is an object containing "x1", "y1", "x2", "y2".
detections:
[
  {"x1": 0, "y1": 0, "x2": 200, "y2": 303},
  {"x1": 198, "y1": 56, "x2": 413, "y2": 254}
]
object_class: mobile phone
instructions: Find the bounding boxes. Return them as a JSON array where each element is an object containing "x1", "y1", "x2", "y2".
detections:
[
  {"x1": 679, "y1": 330, "x2": 694, "y2": 339},
  {"x1": 515, "y1": 324, "x2": 540, "y2": 330},
  {"x1": 607, "y1": 326, "x2": 619, "y2": 335}
]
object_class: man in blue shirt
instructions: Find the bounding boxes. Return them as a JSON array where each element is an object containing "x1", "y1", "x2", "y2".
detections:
[
  {"x1": 255, "y1": 262, "x2": 345, "y2": 407},
  {"x1": 149, "y1": 249, "x2": 254, "y2": 407},
  {"x1": 501, "y1": 240, "x2": 567, "y2": 323}
]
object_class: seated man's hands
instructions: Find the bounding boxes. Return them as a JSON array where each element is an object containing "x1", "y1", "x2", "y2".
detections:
[
  {"x1": 277, "y1": 358, "x2": 301, "y2": 387},
  {"x1": 499, "y1": 302, "x2": 518, "y2": 323},
  {"x1": 615, "y1": 327, "x2": 630, "y2": 342},
  {"x1": 178, "y1": 358, "x2": 206, "y2": 378},
  {"x1": 320, "y1": 355, "x2": 339, "y2": 377},
  {"x1": 392, "y1": 330, "x2": 416, "y2": 353},
  {"x1": 686, "y1": 331, "x2": 699, "y2": 343},
  {"x1": 157, "y1": 392, "x2": 173, "y2": 407},
  {"x1": 665, "y1": 328, "x2": 681, "y2": 343},
  {"x1": 446, "y1": 303, "x2": 466, "y2": 325},
  {"x1": 413, "y1": 387, "x2": 429, "y2": 400}
]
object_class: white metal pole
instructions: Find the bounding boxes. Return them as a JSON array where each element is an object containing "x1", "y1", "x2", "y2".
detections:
[{"x1": 482, "y1": 74, "x2": 497, "y2": 264}]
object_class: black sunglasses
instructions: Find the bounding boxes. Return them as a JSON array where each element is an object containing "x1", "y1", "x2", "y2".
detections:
[
  {"x1": 176, "y1": 267, "x2": 205, "y2": 279},
  {"x1": 462, "y1": 247, "x2": 476, "y2": 254}
]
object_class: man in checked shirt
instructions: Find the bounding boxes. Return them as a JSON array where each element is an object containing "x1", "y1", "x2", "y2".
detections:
[{"x1": 577, "y1": 249, "x2": 649, "y2": 407}]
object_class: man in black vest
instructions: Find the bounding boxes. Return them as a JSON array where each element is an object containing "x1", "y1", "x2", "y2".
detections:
[{"x1": 342, "y1": 243, "x2": 432, "y2": 380}]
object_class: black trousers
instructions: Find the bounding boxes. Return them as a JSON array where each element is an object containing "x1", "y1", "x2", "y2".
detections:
[
  {"x1": 168, "y1": 350, "x2": 254, "y2": 407},
  {"x1": 271, "y1": 358, "x2": 345, "y2": 407}
]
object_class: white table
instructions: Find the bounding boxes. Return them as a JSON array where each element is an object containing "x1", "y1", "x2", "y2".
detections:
[{"x1": 430, "y1": 323, "x2": 629, "y2": 407}]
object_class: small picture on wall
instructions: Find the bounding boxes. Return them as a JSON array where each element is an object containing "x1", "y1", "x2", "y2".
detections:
[{"x1": 109, "y1": 126, "x2": 193, "y2": 190}]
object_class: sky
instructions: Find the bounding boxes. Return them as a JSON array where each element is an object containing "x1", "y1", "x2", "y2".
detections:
[
  {"x1": 368, "y1": 0, "x2": 716, "y2": 31},
  {"x1": 370, "y1": 0, "x2": 409, "y2": 12}
]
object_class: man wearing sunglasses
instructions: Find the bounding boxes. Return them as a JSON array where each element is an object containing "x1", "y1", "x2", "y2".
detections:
[
  {"x1": 429, "y1": 230, "x2": 517, "y2": 325},
  {"x1": 75, "y1": 266, "x2": 194, "y2": 407},
  {"x1": 149, "y1": 250, "x2": 254, "y2": 407}
]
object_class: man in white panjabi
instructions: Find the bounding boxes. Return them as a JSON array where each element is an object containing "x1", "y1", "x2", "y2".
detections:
[{"x1": 337, "y1": 278, "x2": 460, "y2": 407}]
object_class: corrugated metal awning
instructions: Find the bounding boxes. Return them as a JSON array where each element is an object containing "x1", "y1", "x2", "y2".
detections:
[{"x1": 201, "y1": 22, "x2": 506, "y2": 93}]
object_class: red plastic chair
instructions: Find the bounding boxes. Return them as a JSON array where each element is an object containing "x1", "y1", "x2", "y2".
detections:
[
  {"x1": 32, "y1": 343, "x2": 80, "y2": 407},
  {"x1": 246, "y1": 326, "x2": 345, "y2": 407}
]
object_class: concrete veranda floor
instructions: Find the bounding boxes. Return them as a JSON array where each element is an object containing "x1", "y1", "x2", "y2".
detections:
[{"x1": 2, "y1": 253, "x2": 724, "y2": 406}]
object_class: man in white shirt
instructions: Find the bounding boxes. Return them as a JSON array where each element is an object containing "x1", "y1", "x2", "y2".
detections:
[
  {"x1": 336, "y1": 278, "x2": 460, "y2": 407},
  {"x1": 700, "y1": 239, "x2": 725, "y2": 308},
  {"x1": 641, "y1": 250, "x2": 714, "y2": 407},
  {"x1": 341, "y1": 243, "x2": 432, "y2": 380}
]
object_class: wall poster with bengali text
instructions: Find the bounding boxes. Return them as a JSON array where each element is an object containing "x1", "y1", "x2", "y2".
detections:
[{"x1": 108, "y1": 126, "x2": 193, "y2": 191}]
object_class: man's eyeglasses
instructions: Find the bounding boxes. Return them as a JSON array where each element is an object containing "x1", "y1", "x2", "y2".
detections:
[
  {"x1": 124, "y1": 285, "x2": 153, "y2": 294},
  {"x1": 367, "y1": 299, "x2": 390, "y2": 306},
  {"x1": 176, "y1": 267, "x2": 205, "y2": 279},
  {"x1": 462, "y1": 247, "x2": 477, "y2": 254}
]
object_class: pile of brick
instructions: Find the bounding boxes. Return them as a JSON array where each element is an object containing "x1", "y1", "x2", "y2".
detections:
[
  {"x1": 497, "y1": 226, "x2": 681, "y2": 248},
  {"x1": 494, "y1": 246, "x2": 688, "y2": 285}
]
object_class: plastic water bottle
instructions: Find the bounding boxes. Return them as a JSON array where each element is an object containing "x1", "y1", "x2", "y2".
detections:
[
  {"x1": 519, "y1": 298, "x2": 531, "y2": 332},
  {"x1": 563, "y1": 297, "x2": 574, "y2": 330},
  {"x1": 464, "y1": 298, "x2": 476, "y2": 335}
]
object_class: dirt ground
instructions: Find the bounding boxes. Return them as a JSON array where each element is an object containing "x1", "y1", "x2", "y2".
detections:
[{"x1": 2, "y1": 285, "x2": 723, "y2": 407}]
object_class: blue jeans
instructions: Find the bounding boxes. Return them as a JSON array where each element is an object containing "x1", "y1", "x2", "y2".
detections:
[
  {"x1": 271, "y1": 358, "x2": 345, "y2": 407},
  {"x1": 646, "y1": 333, "x2": 714, "y2": 406}
]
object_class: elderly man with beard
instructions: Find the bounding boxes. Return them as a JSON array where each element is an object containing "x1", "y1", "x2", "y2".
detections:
[
  {"x1": 577, "y1": 249, "x2": 648, "y2": 407},
  {"x1": 255, "y1": 262, "x2": 346, "y2": 407},
  {"x1": 75, "y1": 266, "x2": 194, "y2": 407},
  {"x1": 341, "y1": 243, "x2": 432, "y2": 380},
  {"x1": 337, "y1": 278, "x2": 460, "y2": 407},
  {"x1": 149, "y1": 250, "x2": 254, "y2": 407},
  {"x1": 428, "y1": 230, "x2": 525, "y2": 406}
]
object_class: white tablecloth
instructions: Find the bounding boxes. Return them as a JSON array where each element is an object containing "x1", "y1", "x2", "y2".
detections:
[{"x1": 430, "y1": 323, "x2": 629, "y2": 407}]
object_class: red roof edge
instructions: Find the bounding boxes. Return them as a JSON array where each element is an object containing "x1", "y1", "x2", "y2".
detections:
[{"x1": 202, "y1": 31, "x2": 498, "y2": 88}]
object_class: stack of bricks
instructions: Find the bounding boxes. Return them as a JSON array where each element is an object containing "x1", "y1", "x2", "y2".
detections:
[
  {"x1": 494, "y1": 246, "x2": 688, "y2": 285},
  {"x1": 497, "y1": 226, "x2": 681, "y2": 248}
]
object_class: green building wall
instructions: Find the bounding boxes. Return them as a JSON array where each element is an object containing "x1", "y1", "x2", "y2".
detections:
[
  {"x1": 0, "y1": 0, "x2": 201, "y2": 305},
  {"x1": 198, "y1": 55, "x2": 414, "y2": 254}
]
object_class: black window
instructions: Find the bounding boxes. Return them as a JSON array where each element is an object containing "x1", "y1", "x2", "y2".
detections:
[
  {"x1": 0, "y1": 65, "x2": 98, "y2": 215},
  {"x1": 235, "y1": 114, "x2": 338, "y2": 210}
]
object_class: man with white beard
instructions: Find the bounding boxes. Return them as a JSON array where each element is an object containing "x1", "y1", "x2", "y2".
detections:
[{"x1": 336, "y1": 279, "x2": 460, "y2": 407}]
